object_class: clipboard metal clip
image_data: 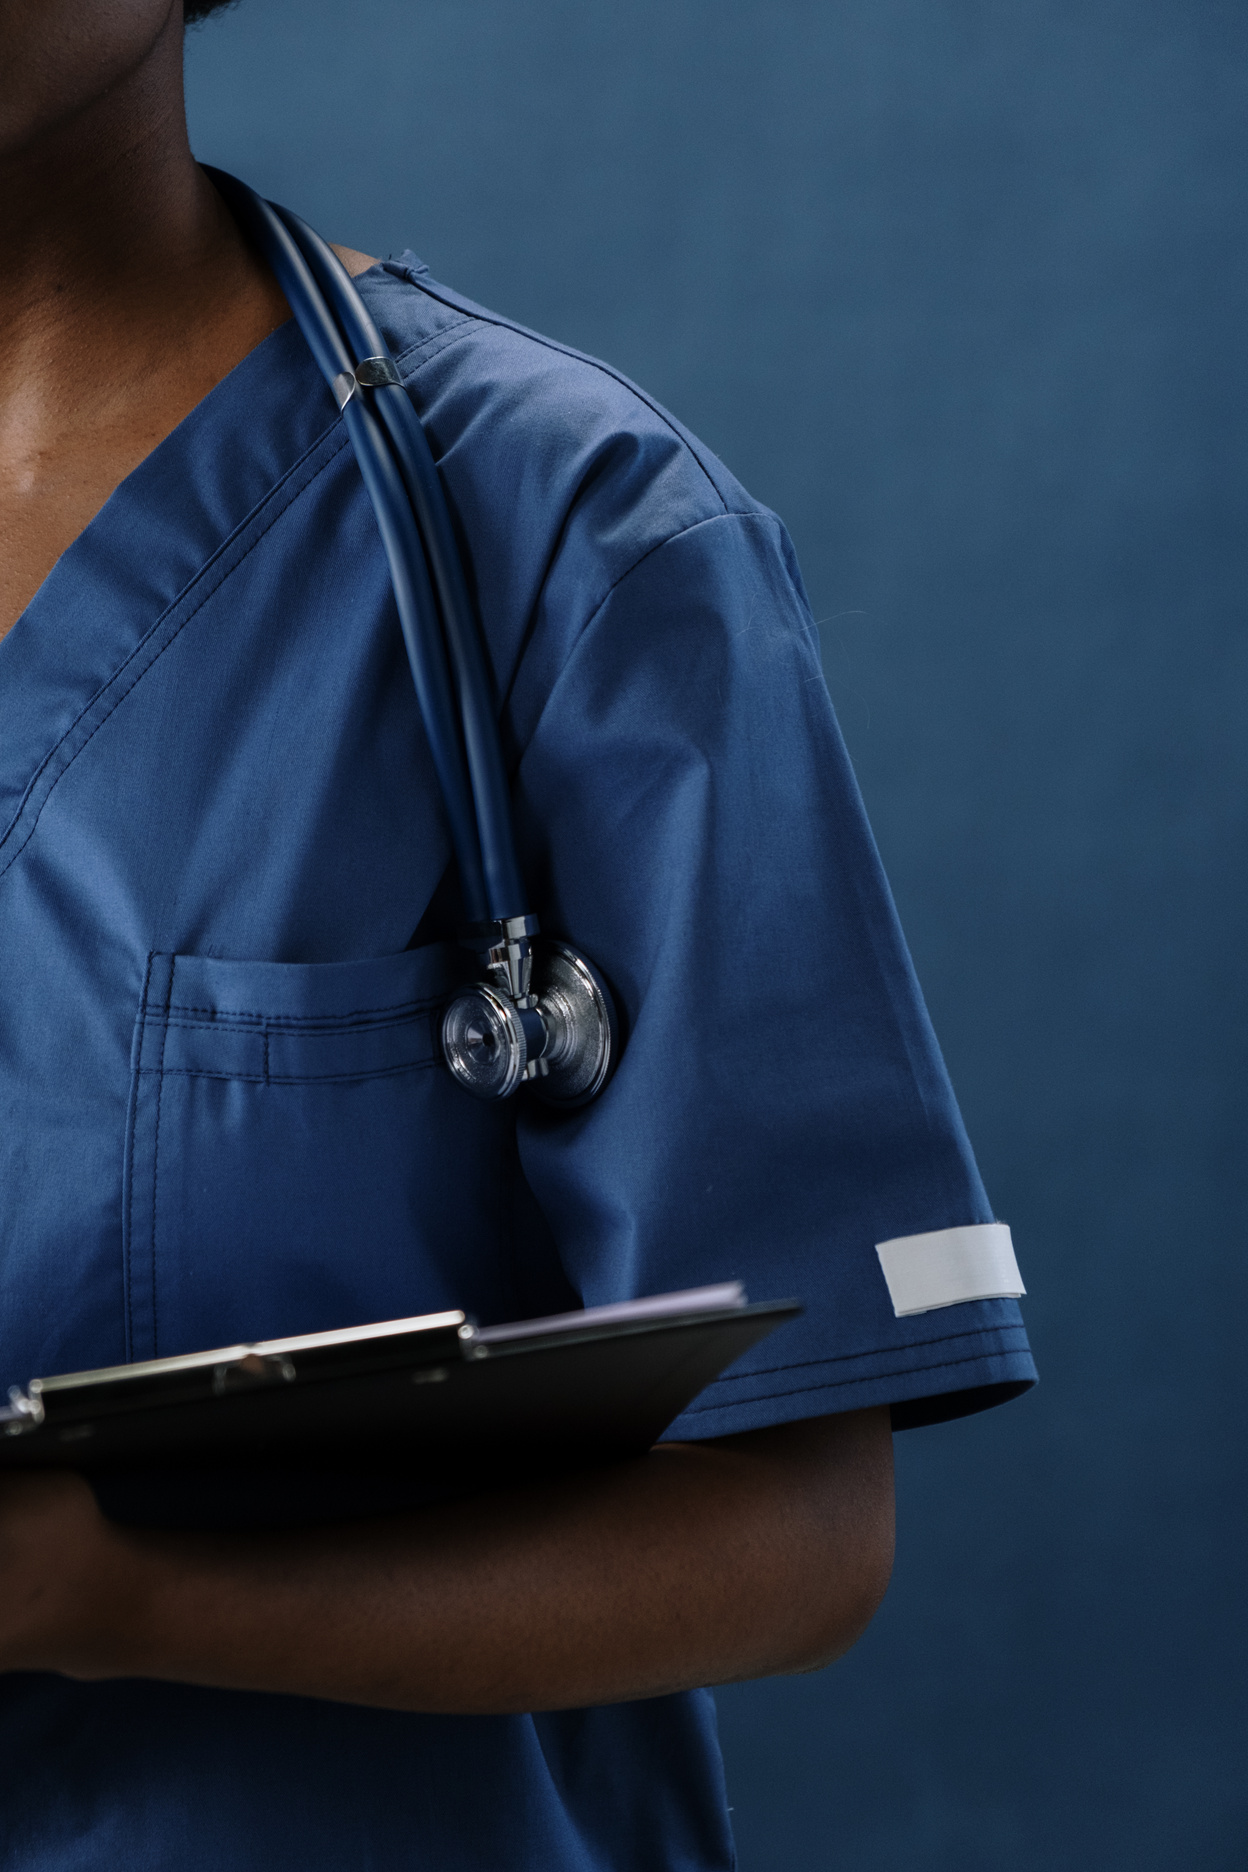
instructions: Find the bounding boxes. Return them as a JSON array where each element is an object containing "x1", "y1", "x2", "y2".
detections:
[
  {"x1": 211, "y1": 1351, "x2": 298, "y2": 1396},
  {"x1": 4, "y1": 1384, "x2": 45, "y2": 1435}
]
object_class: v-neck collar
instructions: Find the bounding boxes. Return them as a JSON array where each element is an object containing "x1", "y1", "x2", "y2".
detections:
[{"x1": 0, "y1": 302, "x2": 348, "y2": 848}]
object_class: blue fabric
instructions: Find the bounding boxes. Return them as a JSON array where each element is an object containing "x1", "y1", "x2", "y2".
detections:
[{"x1": 0, "y1": 254, "x2": 1034, "y2": 1869}]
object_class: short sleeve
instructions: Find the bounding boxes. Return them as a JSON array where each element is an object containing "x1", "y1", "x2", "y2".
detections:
[{"x1": 512, "y1": 510, "x2": 1036, "y2": 1432}]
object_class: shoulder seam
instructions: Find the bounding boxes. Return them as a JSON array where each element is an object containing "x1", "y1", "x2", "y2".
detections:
[
  {"x1": 389, "y1": 314, "x2": 477, "y2": 379},
  {"x1": 386, "y1": 267, "x2": 731, "y2": 517},
  {"x1": 511, "y1": 512, "x2": 787, "y2": 759},
  {"x1": 578, "y1": 509, "x2": 779, "y2": 639}
]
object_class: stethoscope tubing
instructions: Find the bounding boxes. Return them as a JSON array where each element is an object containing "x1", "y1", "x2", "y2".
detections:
[
  {"x1": 271, "y1": 207, "x2": 527, "y2": 926},
  {"x1": 207, "y1": 169, "x2": 501, "y2": 925}
]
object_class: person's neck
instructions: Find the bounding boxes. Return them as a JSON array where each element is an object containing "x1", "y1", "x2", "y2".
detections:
[
  {"x1": 0, "y1": 20, "x2": 277, "y2": 420},
  {"x1": 0, "y1": 14, "x2": 292, "y2": 639}
]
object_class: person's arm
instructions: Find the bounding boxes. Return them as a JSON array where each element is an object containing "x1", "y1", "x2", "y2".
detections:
[{"x1": 0, "y1": 1408, "x2": 892, "y2": 1711}]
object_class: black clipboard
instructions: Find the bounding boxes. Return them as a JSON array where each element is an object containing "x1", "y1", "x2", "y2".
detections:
[{"x1": 0, "y1": 1285, "x2": 799, "y2": 1527}]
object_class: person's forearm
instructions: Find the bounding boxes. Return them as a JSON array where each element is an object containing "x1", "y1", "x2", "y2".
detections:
[{"x1": 6, "y1": 1410, "x2": 893, "y2": 1712}]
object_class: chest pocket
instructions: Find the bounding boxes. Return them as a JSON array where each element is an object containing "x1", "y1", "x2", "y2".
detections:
[{"x1": 122, "y1": 947, "x2": 517, "y2": 1361}]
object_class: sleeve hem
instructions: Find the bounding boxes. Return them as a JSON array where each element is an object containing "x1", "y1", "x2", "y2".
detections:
[{"x1": 659, "y1": 1335, "x2": 1037, "y2": 1439}]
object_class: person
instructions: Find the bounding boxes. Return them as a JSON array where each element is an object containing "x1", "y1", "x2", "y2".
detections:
[{"x1": 0, "y1": 3, "x2": 1035, "y2": 1867}]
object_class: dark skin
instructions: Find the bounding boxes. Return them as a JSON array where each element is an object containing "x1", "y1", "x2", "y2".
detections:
[
  {"x1": 0, "y1": 0, "x2": 371, "y2": 638},
  {"x1": 0, "y1": 0, "x2": 895, "y2": 1709}
]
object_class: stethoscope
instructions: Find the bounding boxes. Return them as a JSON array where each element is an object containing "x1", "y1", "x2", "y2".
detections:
[{"x1": 208, "y1": 171, "x2": 617, "y2": 1109}]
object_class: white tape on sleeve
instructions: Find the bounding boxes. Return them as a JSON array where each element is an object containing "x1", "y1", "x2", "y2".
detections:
[{"x1": 875, "y1": 1222, "x2": 1024, "y2": 1318}]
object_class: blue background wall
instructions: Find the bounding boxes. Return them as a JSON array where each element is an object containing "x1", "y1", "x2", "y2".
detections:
[{"x1": 186, "y1": 4, "x2": 1248, "y2": 1865}]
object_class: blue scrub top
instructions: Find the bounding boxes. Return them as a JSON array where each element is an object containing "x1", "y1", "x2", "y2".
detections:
[{"x1": 0, "y1": 252, "x2": 1034, "y2": 1870}]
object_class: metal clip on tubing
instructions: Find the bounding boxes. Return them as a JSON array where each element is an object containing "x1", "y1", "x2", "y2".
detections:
[
  {"x1": 271, "y1": 198, "x2": 529, "y2": 927},
  {"x1": 207, "y1": 167, "x2": 503, "y2": 927}
]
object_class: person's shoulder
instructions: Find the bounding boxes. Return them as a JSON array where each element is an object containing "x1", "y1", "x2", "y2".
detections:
[
  {"x1": 357, "y1": 253, "x2": 763, "y2": 537},
  {"x1": 353, "y1": 255, "x2": 807, "y2": 687}
]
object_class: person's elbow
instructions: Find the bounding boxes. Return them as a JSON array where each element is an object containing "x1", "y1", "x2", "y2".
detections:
[
  {"x1": 780, "y1": 1472, "x2": 895, "y2": 1675},
  {"x1": 726, "y1": 1405, "x2": 896, "y2": 1679}
]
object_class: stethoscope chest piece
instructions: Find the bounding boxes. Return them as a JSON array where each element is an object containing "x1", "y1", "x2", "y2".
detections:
[
  {"x1": 442, "y1": 939, "x2": 617, "y2": 1109},
  {"x1": 441, "y1": 984, "x2": 531, "y2": 1101}
]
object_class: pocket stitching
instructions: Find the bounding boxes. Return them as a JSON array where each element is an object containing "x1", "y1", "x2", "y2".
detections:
[
  {"x1": 149, "y1": 956, "x2": 176, "y2": 1358},
  {"x1": 124, "y1": 951, "x2": 157, "y2": 1361},
  {"x1": 139, "y1": 1058, "x2": 443, "y2": 1087},
  {"x1": 163, "y1": 995, "x2": 448, "y2": 1025},
  {"x1": 156, "y1": 1006, "x2": 444, "y2": 1037}
]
